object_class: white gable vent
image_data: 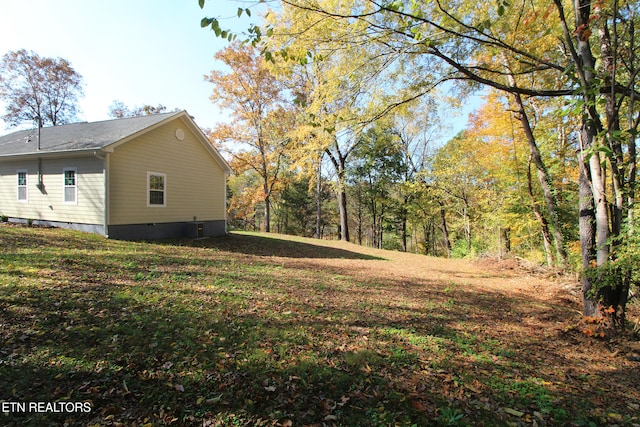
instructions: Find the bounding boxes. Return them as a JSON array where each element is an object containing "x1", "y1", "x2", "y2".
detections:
[{"x1": 175, "y1": 128, "x2": 185, "y2": 141}]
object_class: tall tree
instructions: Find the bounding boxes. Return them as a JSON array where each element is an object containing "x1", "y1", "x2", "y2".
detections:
[
  {"x1": 261, "y1": 0, "x2": 411, "y2": 241},
  {"x1": 429, "y1": 131, "x2": 491, "y2": 257},
  {"x1": 0, "y1": 49, "x2": 83, "y2": 127},
  {"x1": 389, "y1": 99, "x2": 441, "y2": 251},
  {"x1": 108, "y1": 101, "x2": 171, "y2": 118},
  {"x1": 205, "y1": 42, "x2": 291, "y2": 232},
  {"x1": 460, "y1": 92, "x2": 579, "y2": 263},
  {"x1": 200, "y1": 0, "x2": 640, "y2": 327},
  {"x1": 349, "y1": 123, "x2": 407, "y2": 248},
  {"x1": 551, "y1": 0, "x2": 640, "y2": 324}
]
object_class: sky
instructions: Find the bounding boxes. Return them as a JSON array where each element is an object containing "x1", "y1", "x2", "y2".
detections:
[
  {"x1": 0, "y1": 0, "x2": 479, "y2": 142},
  {"x1": 0, "y1": 0, "x2": 253, "y2": 134}
]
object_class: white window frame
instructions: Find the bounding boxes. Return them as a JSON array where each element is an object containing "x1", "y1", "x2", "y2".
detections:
[
  {"x1": 17, "y1": 170, "x2": 28, "y2": 202},
  {"x1": 147, "y1": 172, "x2": 167, "y2": 207},
  {"x1": 63, "y1": 167, "x2": 78, "y2": 205}
]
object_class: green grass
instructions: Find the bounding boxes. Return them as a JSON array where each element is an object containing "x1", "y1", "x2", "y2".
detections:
[{"x1": 1, "y1": 226, "x2": 639, "y2": 426}]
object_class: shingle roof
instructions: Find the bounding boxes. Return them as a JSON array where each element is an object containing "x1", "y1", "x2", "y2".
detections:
[{"x1": 0, "y1": 111, "x2": 180, "y2": 157}]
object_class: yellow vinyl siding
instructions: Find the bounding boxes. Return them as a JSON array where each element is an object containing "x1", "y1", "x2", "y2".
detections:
[
  {"x1": 0, "y1": 157, "x2": 104, "y2": 224},
  {"x1": 108, "y1": 119, "x2": 226, "y2": 225}
]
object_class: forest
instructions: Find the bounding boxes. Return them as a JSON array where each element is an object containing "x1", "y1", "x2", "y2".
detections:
[{"x1": 200, "y1": 0, "x2": 640, "y2": 328}]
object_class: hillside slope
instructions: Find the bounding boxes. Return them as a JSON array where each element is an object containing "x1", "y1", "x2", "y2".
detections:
[{"x1": 1, "y1": 226, "x2": 639, "y2": 426}]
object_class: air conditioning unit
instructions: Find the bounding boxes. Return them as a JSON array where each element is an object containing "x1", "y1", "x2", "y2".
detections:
[{"x1": 188, "y1": 222, "x2": 205, "y2": 239}]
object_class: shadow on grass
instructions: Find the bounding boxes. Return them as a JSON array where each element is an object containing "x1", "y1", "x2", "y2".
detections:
[
  {"x1": 0, "y1": 275, "x2": 621, "y2": 427},
  {"x1": 1, "y1": 227, "x2": 639, "y2": 426},
  {"x1": 178, "y1": 232, "x2": 387, "y2": 260}
]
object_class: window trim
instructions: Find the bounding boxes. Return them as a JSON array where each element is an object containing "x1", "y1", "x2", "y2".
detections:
[
  {"x1": 17, "y1": 169, "x2": 28, "y2": 202},
  {"x1": 147, "y1": 172, "x2": 167, "y2": 207},
  {"x1": 63, "y1": 167, "x2": 78, "y2": 205}
]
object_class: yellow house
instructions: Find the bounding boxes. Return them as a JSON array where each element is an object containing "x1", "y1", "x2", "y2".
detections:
[{"x1": 0, "y1": 111, "x2": 231, "y2": 239}]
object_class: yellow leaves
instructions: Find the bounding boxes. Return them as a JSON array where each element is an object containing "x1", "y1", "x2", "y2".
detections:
[
  {"x1": 360, "y1": 363, "x2": 373, "y2": 374},
  {"x1": 522, "y1": 5, "x2": 555, "y2": 28}
]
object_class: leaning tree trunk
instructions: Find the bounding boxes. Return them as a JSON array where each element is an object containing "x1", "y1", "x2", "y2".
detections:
[
  {"x1": 508, "y1": 88, "x2": 567, "y2": 267},
  {"x1": 527, "y1": 154, "x2": 555, "y2": 267}
]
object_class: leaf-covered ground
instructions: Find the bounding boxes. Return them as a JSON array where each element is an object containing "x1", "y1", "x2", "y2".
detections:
[{"x1": 1, "y1": 225, "x2": 639, "y2": 426}]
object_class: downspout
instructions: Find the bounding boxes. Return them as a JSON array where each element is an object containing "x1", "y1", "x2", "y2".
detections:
[
  {"x1": 37, "y1": 117, "x2": 44, "y2": 191},
  {"x1": 37, "y1": 116, "x2": 41, "y2": 151},
  {"x1": 94, "y1": 151, "x2": 110, "y2": 237},
  {"x1": 224, "y1": 169, "x2": 230, "y2": 234},
  {"x1": 37, "y1": 157, "x2": 43, "y2": 190}
]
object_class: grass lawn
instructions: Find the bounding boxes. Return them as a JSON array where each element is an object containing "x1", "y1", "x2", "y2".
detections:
[{"x1": 1, "y1": 225, "x2": 639, "y2": 426}]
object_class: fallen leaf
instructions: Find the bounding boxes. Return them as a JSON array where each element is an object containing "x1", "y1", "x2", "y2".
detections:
[
  {"x1": 504, "y1": 407, "x2": 524, "y2": 417},
  {"x1": 411, "y1": 400, "x2": 427, "y2": 411},
  {"x1": 206, "y1": 395, "x2": 223, "y2": 404}
]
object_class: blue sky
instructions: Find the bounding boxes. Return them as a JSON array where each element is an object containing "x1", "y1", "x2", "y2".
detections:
[
  {"x1": 0, "y1": 0, "x2": 252, "y2": 133},
  {"x1": 0, "y1": 0, "x2": 477, "y2": 142}
]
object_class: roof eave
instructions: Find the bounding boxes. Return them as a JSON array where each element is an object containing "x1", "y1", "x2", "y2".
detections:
[
  {"x1": 178, "y1": 114, "x2": 233, "y2": 175},
  {"x1": 102, "y1": 110, "x2": 186, "y2": 152},
  {"x1": 0, "y1": 148, "x2": 108, "y2": 161}
]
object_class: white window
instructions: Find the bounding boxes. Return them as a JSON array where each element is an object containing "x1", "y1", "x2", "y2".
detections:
[
  {"x1": 17, "y1": 170, "x2": 28, "y2": 202},
  {"x1": 63, "y1": 168, "x2": 77, "y2": 204},
  {"x1": 147, "y1": 172, "x2": 166, "y2": 207}
]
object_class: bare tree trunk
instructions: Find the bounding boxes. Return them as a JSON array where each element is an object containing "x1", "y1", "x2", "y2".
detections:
[
  {"x1": 596, "y1": 8, "x2": 634, "y2": 327},
  {"x1": 627, "y1": 20, "x2": 638, "y2": 233},
  {"x1": 401, "y1": 198, "x2": 408, "y2": 252},
  {"x1": 527, "y1": 154, "x2": 555, "y2": 267},
  {"x1": 501, "y1": 227, "x2": 511, "y2": 254},
  {"x1": 337, "y1": 185, "x2": 349, "y2": 242},
  {"x1": 355, "y1": 185, "x2": 364, "y2": 245},
  {"x1": 509, "y1": 90, "x2": 567, "y2": 267},
  {"x1": 579, "y1": 157, "x2": 597, "y2": 316},
  {"x1": 629, "y1": 108, "x2": 637, "y2": 232},
  {"x1": 439, "y1": 201, "x2": 451, "y2": 258},
  {"x1": 554, "y1": 0, "x2": 609, "y2": 317},
  {"x1": 378, "y1": 205, "x2": 385, "y2": 249},
  {"x1": 462, "y1": 201, "x2": 471, "y2": 255},
  {"x1": 316, "y1": 154, "x2": 323, "y2": 239},
  {"x1": 599, "y1": 22, "x2": 625, "y2": 235},
  {"x1": 326, "y1": 145, "x2": 350, "y2": 242},
  {"x1": 264, "y1": 190, "x2": 271, "y2": 233}
]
